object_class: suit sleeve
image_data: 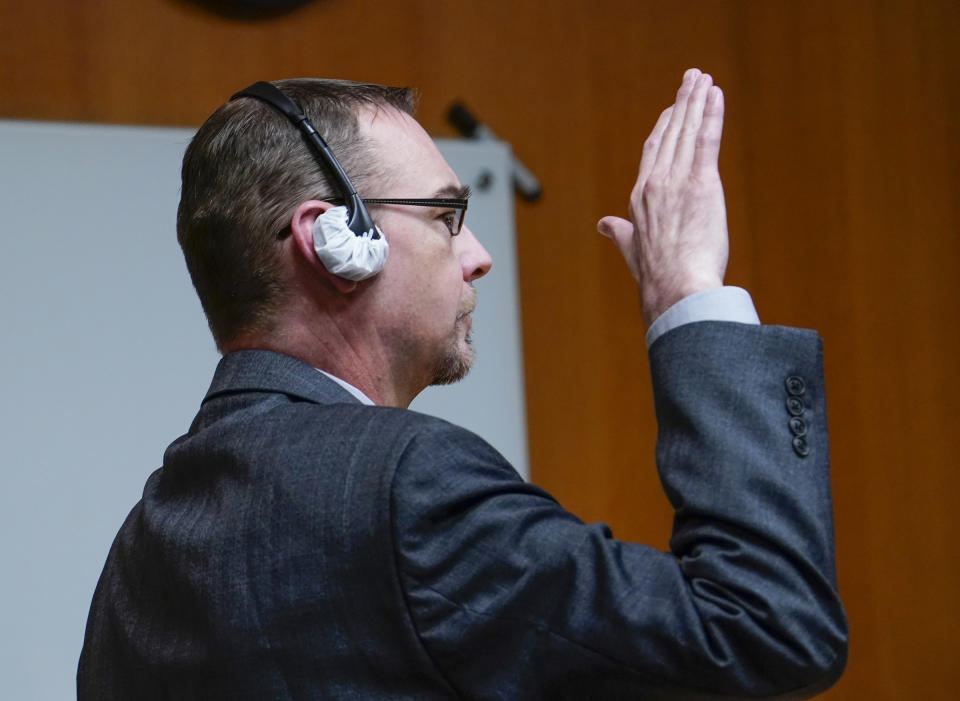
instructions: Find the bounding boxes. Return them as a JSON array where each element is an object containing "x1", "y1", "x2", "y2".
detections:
[{"x1": 390, "y1": 322, "x2": 848, "y2": 700}]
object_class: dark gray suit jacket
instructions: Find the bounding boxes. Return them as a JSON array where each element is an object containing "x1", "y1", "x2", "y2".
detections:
[{"x1": 78, "y1": 322, "x2": 847, "y2": 699}]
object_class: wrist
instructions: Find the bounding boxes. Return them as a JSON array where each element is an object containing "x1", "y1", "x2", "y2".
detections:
[{"x1": 642, "y1": 277, "x2": 724, "y2": 326}]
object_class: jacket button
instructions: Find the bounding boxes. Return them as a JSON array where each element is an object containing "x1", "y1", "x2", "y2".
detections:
[
  {"x1": 789, "y1": 417, "x2": 807, "y2": 436},
  {"x1": 792, "y1": 436, "x2": 810, "y2": 457},
  {"x1": 786, "y1": 376, "x2": 806, "y2": 396},
  {"x1": 786, "y1": 396, "x2": 805, "y2": 416}
]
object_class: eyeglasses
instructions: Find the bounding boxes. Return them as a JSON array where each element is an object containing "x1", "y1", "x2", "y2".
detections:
[{"x1": 361, "y1": 197, "x2": 469, "y2": 236}]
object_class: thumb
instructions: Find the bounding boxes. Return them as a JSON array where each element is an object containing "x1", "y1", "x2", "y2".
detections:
[
  {"x1": 597, "y1": 215, "x2": 633, "y2": 241},
  {"x1": 597, "y1": 215, "x2": 641, "y2": 283}
]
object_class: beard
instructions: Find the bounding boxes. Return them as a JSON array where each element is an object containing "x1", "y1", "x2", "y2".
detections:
[
  {"x1": 429, "y1": 287, "x2": 477, "y2": 386},
  {"x1": 429, "y1": 325, "x2": 475, "y2": 386}
]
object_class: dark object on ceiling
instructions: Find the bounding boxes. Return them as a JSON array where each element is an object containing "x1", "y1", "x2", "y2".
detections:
[{"x1": 181, "y1": 0, "x2": 319, "y2": 21}]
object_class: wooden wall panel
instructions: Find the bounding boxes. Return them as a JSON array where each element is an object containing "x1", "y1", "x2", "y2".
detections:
[{"x1": 3, "y1": 1, "x2": 957, "y2": 698}]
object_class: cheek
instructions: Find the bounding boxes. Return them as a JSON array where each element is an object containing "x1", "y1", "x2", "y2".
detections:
[
  {"x1": 380, "y1": 230, "x2": 462, "y2": 311},
  {"x1": 407, "y1": 246, "x2": 461, "y2": 296}
]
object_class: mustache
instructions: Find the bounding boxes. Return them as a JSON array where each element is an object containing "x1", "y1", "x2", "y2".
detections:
[{"x1": 458, "y1": 286, "x2": 478, "y2": 318}]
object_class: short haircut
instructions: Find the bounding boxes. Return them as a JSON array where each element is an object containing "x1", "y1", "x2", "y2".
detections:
[{"x1": 177, "y1": 78, "x2": 416, "y2": 349}]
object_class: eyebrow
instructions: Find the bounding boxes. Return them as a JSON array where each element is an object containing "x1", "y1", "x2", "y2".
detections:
[{"x1": 433, "y1": 184, "x2": 472, "y2": 200}]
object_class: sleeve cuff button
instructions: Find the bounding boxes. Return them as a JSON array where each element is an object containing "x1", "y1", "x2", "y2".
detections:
[
  {"x1": 786, "y1": 396, "x2": 805, "y2": 416},
  {"x1": 786, "y1": 376, "x2": 806, "y2": 396}
]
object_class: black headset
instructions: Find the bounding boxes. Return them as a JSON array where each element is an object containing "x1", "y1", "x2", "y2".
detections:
[{"x1": 230, "y1": 80, "x2": 380, "y2": 241}]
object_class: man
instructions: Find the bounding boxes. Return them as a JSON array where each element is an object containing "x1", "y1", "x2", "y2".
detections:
[{"x1": 79, "y1": 70, "x2": 847, "y2": 699}]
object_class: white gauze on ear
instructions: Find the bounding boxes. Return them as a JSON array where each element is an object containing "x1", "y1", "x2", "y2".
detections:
[{"x1": 313, "y1": 206, "x2": 389, "y2": 281}]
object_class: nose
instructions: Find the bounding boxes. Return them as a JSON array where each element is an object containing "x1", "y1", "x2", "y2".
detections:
[{"x1": 458, "y1": 225, "x2": 493, "y2": 282}]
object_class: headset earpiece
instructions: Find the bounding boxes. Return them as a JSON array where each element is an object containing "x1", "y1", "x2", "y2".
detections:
[{"x1": 313, "y1": 206, "x2": 388, "y2": 281}]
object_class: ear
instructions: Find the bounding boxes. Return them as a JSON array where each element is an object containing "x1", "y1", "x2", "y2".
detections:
[{"x1": 289, "y1": 200, "x2": 359, "y2": 294}]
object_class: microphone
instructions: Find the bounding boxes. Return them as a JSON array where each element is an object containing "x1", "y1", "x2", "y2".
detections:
[{"x1": 448, "y1": 103, "x2": 542, "y2": 202}]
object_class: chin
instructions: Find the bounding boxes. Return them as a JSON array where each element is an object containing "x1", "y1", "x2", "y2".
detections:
[{"x1": 429, "y1": 334, "x2": 475, "y2": 386}]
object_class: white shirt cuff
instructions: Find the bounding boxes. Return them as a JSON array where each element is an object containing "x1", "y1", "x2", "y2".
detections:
[{"x1": 645, "y1": 286, "x2": 761, "y2": 348}]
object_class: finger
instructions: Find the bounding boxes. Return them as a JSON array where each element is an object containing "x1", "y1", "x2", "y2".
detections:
[
  {"x1": 636, "y1": 105, "x2": 674, "y2": 191},
  {"x1": 692, "y1": 85, "x2": 725, "y2": 176},
  {"x1": 653, "y1": 68, "x2": 701, "y2": 174},
  {"x1": 672, "y1": 72, "x2": 713, "y2": 175}
]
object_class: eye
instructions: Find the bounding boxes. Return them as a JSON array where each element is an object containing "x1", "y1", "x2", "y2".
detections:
[{"x1": 439, "y1": 211, "x2": 459, "y2": 236}]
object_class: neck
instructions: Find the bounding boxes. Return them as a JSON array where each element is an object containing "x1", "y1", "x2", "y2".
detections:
[{"x1": 223, "y1": 311, "x2": 424, "y2": 409}]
